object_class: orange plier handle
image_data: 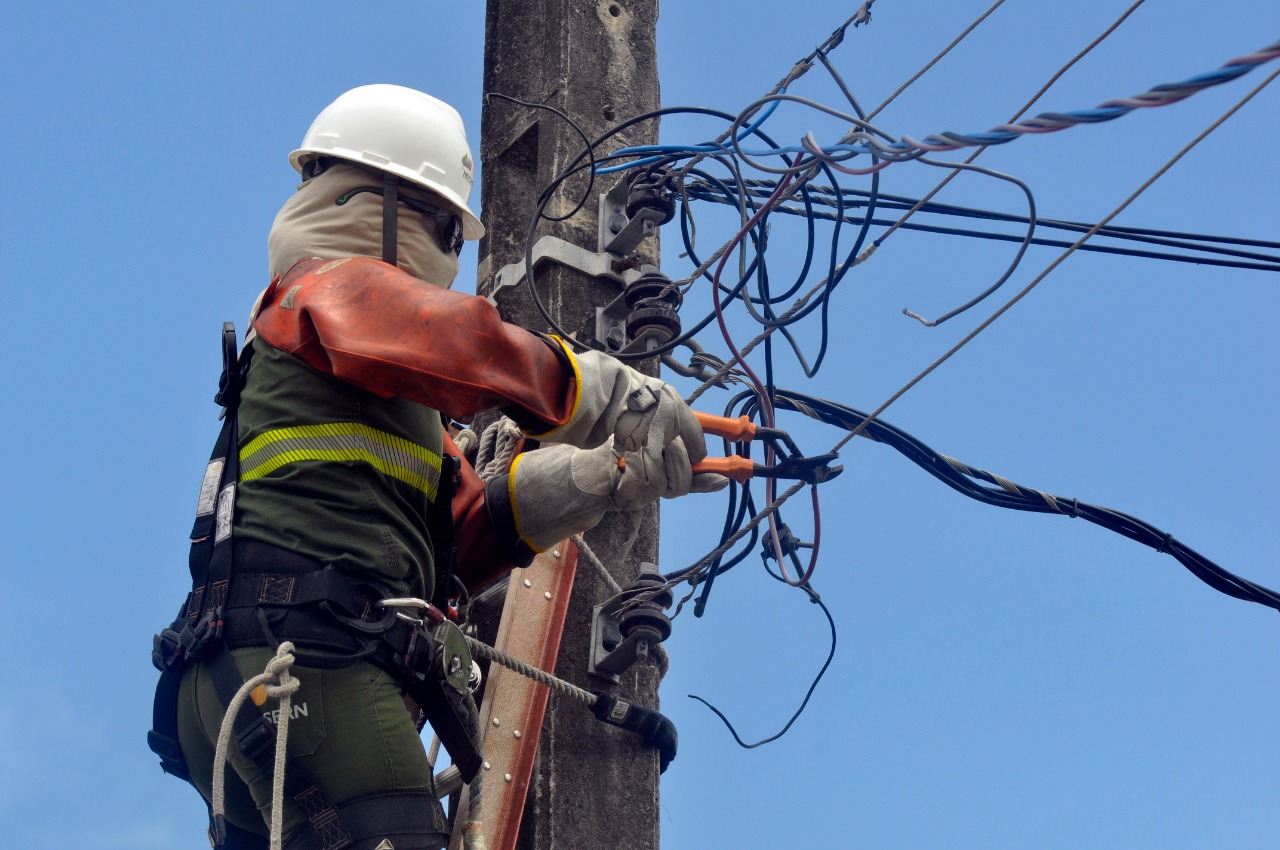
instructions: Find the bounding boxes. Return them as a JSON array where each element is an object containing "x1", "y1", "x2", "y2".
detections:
[
  {"x1": 692, "y1": 411, "x2": 757, "y2": 482},
  {"x1": 693, "y1": 411, "x2": 757, "y2": 442}
]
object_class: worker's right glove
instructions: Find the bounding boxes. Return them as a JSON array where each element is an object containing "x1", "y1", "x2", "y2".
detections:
[
  {"x1": 510, "y1": 439, "x2": 728, "y2": 553},
  {"x1": 529, "y1": 343, "x2": 707, "y2": 462}
]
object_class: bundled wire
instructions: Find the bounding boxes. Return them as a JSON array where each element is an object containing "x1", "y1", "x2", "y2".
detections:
[
  {"x1": 742, "y1": 39, "x2": 1280, "y2": 165},
  {"x1": 771, "y1": 389, "x2": 1280, "y2": 613},
  {"x1": 685, "y1": 179, "x2": 1280, "y2": 274}
]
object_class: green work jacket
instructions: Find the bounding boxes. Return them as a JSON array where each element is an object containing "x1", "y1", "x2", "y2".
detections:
[{"x1": 233, "y1": 335, "x2": 445, "y2": 598}]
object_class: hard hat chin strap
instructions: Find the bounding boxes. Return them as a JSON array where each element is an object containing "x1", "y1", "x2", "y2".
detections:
[{"x1": 382, "y1": 171, "x2": 399, "y2": 268}]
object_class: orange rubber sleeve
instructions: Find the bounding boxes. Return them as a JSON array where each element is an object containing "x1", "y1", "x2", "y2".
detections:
[
  {"x1": 253, "y1": 257, "x2": 577, "y2": 430},
  {"x1": 691, "y1": 456, "x2": 755, "y2": 483},
  {"x1": 693, "y1": 411, "x2": 757, "y2": 442}
]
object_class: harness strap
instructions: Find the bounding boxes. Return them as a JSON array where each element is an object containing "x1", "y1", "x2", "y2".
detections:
[
  {"x1": 382, "y1": 172, "x2": 399, "y2": 267},
  {"x1": 147, "y1": 665, "x2": 190, "y2": 781},
  {"x1": 428, "y1": 452, "x2": 461, "y2": 611},
  {"x1": 186, "y1": 323, "x2": 254, "y2": 627},
  {"x1": 281, "y1": 792, "x2": 448, "y2": 850}
]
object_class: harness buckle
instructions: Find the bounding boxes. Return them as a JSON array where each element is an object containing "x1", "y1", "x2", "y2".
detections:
[
  {"x1": 152, "y1": 628, "x2": 184, "y2": 672},
  {"x1": 175, "y1": 607, "x2": 225, "y2": 664},
  {"x1": 235, "y1": 713, "x2": 278, "y2": 769}
]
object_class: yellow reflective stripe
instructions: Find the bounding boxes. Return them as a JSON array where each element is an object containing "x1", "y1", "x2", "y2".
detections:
[
  {"x1": 240, "y1": 422, "x2": 441, "y2": 499},
  {"x1": 507, "y1": 452, "x2": 544, "y2": 552},
  {"x1": 242, "y1": 422, "x2": 439, "y2": 465}
]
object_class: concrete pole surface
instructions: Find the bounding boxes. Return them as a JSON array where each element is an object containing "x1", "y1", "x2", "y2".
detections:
[{"x1": 476, "y1": 2, "x2": 665, "y2": 850}]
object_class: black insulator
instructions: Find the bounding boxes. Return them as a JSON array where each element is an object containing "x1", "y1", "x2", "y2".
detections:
[
  {"x1": 626, "y1": 302, "x2": 682, "y2": 345},
  {"x1": 626, "y1": 180, "x2": 676, "y2": 224}
]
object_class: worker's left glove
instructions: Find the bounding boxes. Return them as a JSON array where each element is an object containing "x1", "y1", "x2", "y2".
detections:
[{"x1": 510, "y1": 440, "x2": 728, "y2": 552}]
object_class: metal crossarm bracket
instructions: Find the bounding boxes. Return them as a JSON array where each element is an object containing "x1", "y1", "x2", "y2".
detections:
[{"x1": 488, "y1": 235, "x2": 654, "y2": 306}]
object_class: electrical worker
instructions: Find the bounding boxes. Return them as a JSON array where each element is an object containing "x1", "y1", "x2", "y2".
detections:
[{"x1": 149, "y1": 84, "x2": 723, "y2": 850}]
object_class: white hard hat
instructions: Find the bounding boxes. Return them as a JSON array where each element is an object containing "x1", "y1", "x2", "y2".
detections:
[{"x1": 290, "y1": 84, "x2": 484, "y2": 240}]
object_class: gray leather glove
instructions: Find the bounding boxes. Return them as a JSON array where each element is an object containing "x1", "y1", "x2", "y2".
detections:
[
  {"x1": 510, "y1": 440, "x2": 728, "y2": 552},
  {"x1": 529, "y1": 345, "x2": 707, "y2": 462}
]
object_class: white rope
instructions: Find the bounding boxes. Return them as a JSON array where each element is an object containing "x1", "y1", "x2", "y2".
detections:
[
  {"x1": 211, "y1": 642, "x2": 301, "y2": 850},
  {"x1": 474, "y1": 416, "x2": 525, "y2": 480}
]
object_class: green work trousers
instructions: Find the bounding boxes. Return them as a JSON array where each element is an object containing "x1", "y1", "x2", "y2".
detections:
[{"x1": 177, "y1": 646, "x2": 433, "y2": 842}]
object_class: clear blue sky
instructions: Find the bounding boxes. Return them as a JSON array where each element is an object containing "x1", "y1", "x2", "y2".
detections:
[{"x1": 3, "y1": 2, "x2": 1277, "y2": 848}]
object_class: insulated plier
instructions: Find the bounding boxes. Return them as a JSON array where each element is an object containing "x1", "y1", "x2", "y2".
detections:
[{"x1": 690, "y1": 411, "x2": 843, "y2": 484}]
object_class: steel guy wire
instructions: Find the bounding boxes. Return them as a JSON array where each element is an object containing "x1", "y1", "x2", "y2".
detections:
[
  {"x1": 864, "y1": 0, "x2": 1008, "y2": 122},
  {"x1": 886, "y1": 0, "x2": 1148, "y2": 325}
]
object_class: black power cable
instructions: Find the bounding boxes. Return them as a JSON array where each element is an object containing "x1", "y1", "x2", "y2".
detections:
[{"x1": 770, "y1": 389, "x2": 1280, "y2": 613}]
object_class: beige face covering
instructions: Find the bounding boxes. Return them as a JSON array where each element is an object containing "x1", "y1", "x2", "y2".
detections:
[{"x1": 266, "y1": 161, "x2": 461, "y2": 288}]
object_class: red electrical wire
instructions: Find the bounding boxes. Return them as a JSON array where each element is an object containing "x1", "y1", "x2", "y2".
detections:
[{"x1": 709, "y1": 165, "x2": 822, "y2": 586}]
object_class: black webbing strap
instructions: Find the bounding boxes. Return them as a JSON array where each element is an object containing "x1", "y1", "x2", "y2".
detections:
[
  {"x1": 280, "y1": 792, "x2": 448, "y2": 850},
  {"x1": 428, "y1": 453, "x2": 461, "y2": 612},
  {"x1": 149, "y1": 324, "x2": 250, "y2": 782},
  {"x1": 186, "y1": 323, "x2": 253, "y2": 627},
  {"x1": 381, "y1": 172, "x2": 399, "y2": 267},
  {"x1": 147, "y1": 662, "x2": 190, "y2": 781}
]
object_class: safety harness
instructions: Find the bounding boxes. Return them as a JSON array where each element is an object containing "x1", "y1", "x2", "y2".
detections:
[{"x1": 148, "y1": 323, "x2": 481, "y2": 849}]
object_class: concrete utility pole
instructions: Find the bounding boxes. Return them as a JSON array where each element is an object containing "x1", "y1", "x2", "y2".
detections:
[{"x1": 475, "y1": 2, "x2": 664, "y2": 849}]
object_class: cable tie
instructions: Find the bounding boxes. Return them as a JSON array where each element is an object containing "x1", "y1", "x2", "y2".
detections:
[{"x1": 1157, "y1": 532, "x2": 1174, "y2": 555}]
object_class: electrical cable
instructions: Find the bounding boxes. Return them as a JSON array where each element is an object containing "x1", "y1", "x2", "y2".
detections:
[
  {"x1": 769, "y1": 389, "x2": 1280, "y2": 612},
  {"x1": 864, "y1": 0, "x2": 1008, "y2": 122},
  {"x1": 487, "y1": 93, "x2": 598, "y2": 222},
  {"x1": 864, "y1": 0, "x2": 1150, "y2": 320},
  {"x1": 784, "y1": 38, "x2": 1280, "y2": 165},
  {"x1": 684, "y1": 181, "x2": 1280, "y2": 272},
  {"x1": 688, "y1": 578, "x2": 837, "y2": 748},
  {"x1": 818, "y1": 60, "x2": 1280, "y2": 467}
]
